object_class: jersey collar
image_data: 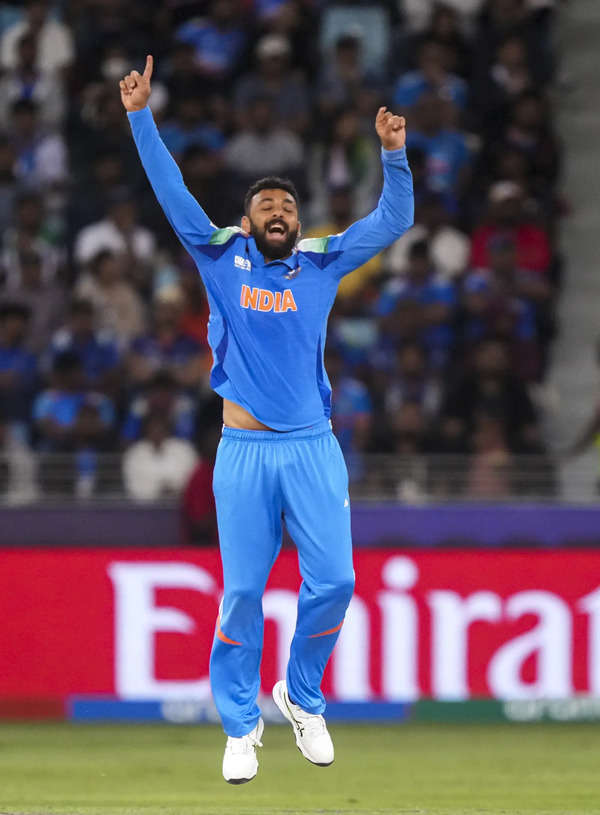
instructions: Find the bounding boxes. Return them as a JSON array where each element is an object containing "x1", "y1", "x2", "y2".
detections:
[{"x1": 245, "y1": 237, "x2": 299, "y2": 271}]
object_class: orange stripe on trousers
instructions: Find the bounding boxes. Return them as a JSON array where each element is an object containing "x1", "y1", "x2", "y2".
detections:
[
  {"x1": 309, "y1": 619, "x2": 344, "y2": 638},
  {"x1": 216, "y1": 616, "x2": 242, "y2": 646}
]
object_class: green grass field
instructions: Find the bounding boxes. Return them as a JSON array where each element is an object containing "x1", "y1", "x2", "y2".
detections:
[{"x1": 0, "y1": 722, "x2": 599, "y2": 815}]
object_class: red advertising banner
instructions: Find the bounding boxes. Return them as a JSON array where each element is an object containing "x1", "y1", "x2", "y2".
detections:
[{"x1": 1, "y1": 548, "x2": 600, "y2": 701}]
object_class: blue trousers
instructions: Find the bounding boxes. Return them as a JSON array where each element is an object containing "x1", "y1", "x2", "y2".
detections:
[{"x1": 210, "y1": 417, "x2": 354, "y2": 737}]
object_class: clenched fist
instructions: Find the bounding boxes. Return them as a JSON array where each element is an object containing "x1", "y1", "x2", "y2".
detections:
[
  {"x1": 119, "y1": 55, "x2": 153, "y2": 112},
  {"x1": 375, "y1": 106, "x2": 407, "y2": 151}
]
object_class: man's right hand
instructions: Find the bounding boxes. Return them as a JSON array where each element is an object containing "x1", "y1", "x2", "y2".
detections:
[{"x1": 120, "y1": 55, "x2": 153, "y2": 112}]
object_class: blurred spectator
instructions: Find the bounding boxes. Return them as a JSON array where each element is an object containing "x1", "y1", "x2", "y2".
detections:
[
  {"x1": 0, "y1": 0, "x2": 74, "y2": 73},
  {"x1": 76, "y1": 250, "x2": 146, "y2": 347},
  {"x1": 465, "y1": 414, "x2": 513, "y2": 499},
  {"x1": 319, "y1": 4, "x2": 391, "y2": 78},
  {"x1": 309, "y1": 108, "x2": 380, "y2": 221},
  {"x1": 122, "y1": 370, "x2": 197, "y2": 444},
  {"x1": 400, "y1": 0, "x2": 486, "y2": 33},
  {"x1": 441, "y1": 337, "x2": 539, "y2": 451},
  {"x1": 73, "y1": 189, "x2": 156, "y2": 292},
  {"x1": 458, "y1": 262, "x2": 539, "y2": 381},
  {"x1": 2, "y1": 249, "x2": 66, "y2": 353},
  {"x1": 159, "y1": 97, "x2": 225, "y2": 157},
  {"x1": 234, "y1": 34, "x2": 310, "y2": 135},
  {"x1": 406, "y1": 92, "x2": 472, "y2": 212},
  {"x1": 502, "y1": 91, "x2": 561, "y2": 188},
  {"x1": 393, "y1": 39, "x2": 468, "y2": 112},
  {"x1": 383, "y1": 342, "x2": 442, "y2": 421},
  {"x1": 181, "y1": 424, "x2": 220, "y2": 545},
  {"x1": 407, "y1": 4, "x2": 474, "y2": 79},
  {"x1": 0, "y1": 409, "x2": 38, "y2": 504},
  {"x1": 472, "y1": 34, "x2": 535, "y2": 136},
  {"x1": 470, "y1": 180, "x2": 551, "y2": 274},
  {"x1": 377, "y1": 240, "x2": 457, "y2": 370},
  {"x1": 33, "y1": 350, "x2": 115, "y2": 497},
  {"x1": 326, "y1": 346, "x2": 372, "y2": 479},
  {"x1": 176, "y1": 145, "x2": 238, "y2": 231},
  {"x1": 225, "y1": 95, "x2": 304, "y2": 191},
  {"x1": 68, "y1": 149, "x2": 127, "y2": 238},
  {"x1": 316, "y1": 33, "x2": 381, "y2": 129},
  {"x1": 127, "y1": 289, "x2": 208, "y2": 390},
  {"x1": 0, "y1": 302, "x2": 38, "y2": 440},
  {"x1": 0, "y1": 32, "x2": 66, "y2": 128},
  {"x1": 49, "y1": 300, "x2": 121, "y2": 395},
  {"x1": 305, "y1": 184, "x2": 382, "y2": 299},
  {"x1": 0, "y1": 137, "x2": 17, "y2": 234},
  {"x1": 386, "y1": 191, "x2": 470, "y2": 280},
  {"x1": 123, "y1": 412, "x2": 198, "y2": 502},
  {"x1": 175, "y1": 0, "x2": 249, "y2": 86},
  {"x1": 1, "y1": 191, "x2": 64, "y2": 285},
  {"x1": 8, "y1": 98, "x2": 68, "y2": 190},
  {"x1": 177, "y1": 261, "x2": 211, "y2": 348}
]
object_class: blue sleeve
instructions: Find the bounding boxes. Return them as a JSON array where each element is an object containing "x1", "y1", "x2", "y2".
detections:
[
  {"x1": 301, "y1": 148, "x2": 413, "y2": 280},
  {"x1": 127, "y1": 106, "x2": 217, "y2": 250},
  {"x1": 33, "y1": 393, "x2": 51, "y2": 422}
]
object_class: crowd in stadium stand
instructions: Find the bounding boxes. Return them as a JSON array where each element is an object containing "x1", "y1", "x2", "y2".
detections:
[{"x1": 0, "y1": 0, "x2": 564, "y2": 511}]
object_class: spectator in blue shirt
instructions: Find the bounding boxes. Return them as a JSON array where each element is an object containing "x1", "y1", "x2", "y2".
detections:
[
  {"x1": 176, "y1": 1, "x2": 248, "y2": 86},
  {"x1": 377, "y1": 239, "x2": 457, "y2": 369},
  {"x1": 325, "y1": 346, "x2": 372, "y2": 481},
  {"x1": 0, "y1": 301, "x2": 38, "y2": 440},
  {"x1": 122, "y1": 369, "x2": 197, "y2": 445},
  {"x1": 127, "y1": 289, "x2": 208, "y2": 392},
  {"x1": 33, "y1": 350, "x2": 116, "y2": 497},
  {"x1": 407, "y1": 92, "x2": 471, "y2": 212},
  {"x1": 49, "y1": 299, "x2": 120, "y2": 396},
  {"x1": 394, "y1": 39, "x2": 468, "y2": 112},
  {"x1": 159, "y1": 97, "x2": 225, "y2": 157}
]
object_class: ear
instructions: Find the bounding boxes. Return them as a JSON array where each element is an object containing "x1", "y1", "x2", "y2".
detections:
[{"x1": 241, "y1": 214, "x2": 250, "y2": 234}]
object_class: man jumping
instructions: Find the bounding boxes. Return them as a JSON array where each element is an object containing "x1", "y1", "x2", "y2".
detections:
[{"x1": 120, "y1": 54, "x2": 413, "y2": 784}]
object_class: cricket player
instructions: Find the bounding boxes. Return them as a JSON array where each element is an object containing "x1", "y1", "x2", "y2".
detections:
[{"x1": 120, "y1": 55, "x2": 413, "y2": 784}]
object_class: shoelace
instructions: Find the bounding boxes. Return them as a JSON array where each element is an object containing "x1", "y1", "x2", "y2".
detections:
[
  {"x1": 226, "y1": 731, "x2": 263, "y2": 755},
  {"x1": 289, "y1": 702, "x2": 327, "y2": 738}
]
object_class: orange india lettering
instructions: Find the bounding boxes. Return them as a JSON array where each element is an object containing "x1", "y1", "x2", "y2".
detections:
[{"x1": 240, "y1": 285, "x2": 297, "y2": 313}]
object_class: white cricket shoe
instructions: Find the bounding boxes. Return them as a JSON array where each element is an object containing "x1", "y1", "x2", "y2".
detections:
[
  {"x1": 222, "y1": 718, "x2": 264, "y2": 784},
  {"x1": 272, "y1": 680, "x2": 334, "y2": 766}
]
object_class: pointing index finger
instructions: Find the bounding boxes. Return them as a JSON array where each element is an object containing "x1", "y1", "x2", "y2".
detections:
[{"x1": 143, "y1": 54, "x2": 154, "y2": 80}]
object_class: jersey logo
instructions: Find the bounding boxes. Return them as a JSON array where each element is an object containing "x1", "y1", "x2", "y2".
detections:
[
  {"x1": 240, "y1": 284, "x2": 297, "y2": 313},
  {"x1": 234, "y1": 254, "x2": 251, "y2": 272}
]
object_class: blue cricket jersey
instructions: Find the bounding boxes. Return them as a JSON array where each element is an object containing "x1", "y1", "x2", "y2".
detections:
[{"x1": 128, "y1": 106, "x2": 414, "y2": 430}]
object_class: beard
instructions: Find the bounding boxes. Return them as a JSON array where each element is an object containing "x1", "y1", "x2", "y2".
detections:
[{"x1": 250, "y1": 219, "x2": 299, "y2": 260}]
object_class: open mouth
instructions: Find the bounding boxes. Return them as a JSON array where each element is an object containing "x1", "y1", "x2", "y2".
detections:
[{"x1": 267, "y1": 222, "x2": 287, "y2": 238}]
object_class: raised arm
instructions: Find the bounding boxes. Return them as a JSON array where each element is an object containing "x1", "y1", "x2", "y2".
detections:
[
  {"x1": 299, "y1": 108, "x2": 414, "y2": 279},
  {"x1": 120, "y1": 55, "x2": 216, "y2": 249}
]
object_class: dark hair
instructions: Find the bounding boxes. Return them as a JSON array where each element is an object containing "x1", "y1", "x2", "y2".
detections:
[
  {"x1": 90, "y1": 249, "x2": 116, "y2": 271},
  {"x1": 0, "y1": 302, "x2": 31, "y2": 322},
  {"x1": 70, "y1": 298, "x2": 95, "y2": 316},
  {"x1": 53, "y1": 350, "x2": 82, "y2": 375},
  {"x1": 409, "y1": 239, "x2": 430, "y2": 259},
  {"x1": 11, "y1": 98, "x2": 37, "y2": 116},
  {"x1": 243, "y1": 176, "x2": 299, "y2": 214}
]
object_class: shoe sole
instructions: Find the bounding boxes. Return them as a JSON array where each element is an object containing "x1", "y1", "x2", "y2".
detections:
[
  {"x1": 223, "y1": 719, "x2": 264, "y2": 784},
  {"x1": 272, "y1": 682, "x2": 333, "y2": 767}
]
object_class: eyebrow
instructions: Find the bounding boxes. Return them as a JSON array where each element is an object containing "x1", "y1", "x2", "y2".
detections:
[{"x1": 257, "y1": 195, "x2": 296, "y2": 206}]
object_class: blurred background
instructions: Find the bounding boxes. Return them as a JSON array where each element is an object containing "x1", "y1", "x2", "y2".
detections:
[{"x1": 2, "y1": 0, "x2": 600, "y2": 729}]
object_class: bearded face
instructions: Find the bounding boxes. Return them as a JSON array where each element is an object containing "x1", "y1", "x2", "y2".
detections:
[
  {"x1": 242, "y1": 188, "x2": 301, "y2": 261},
  {"x1": 250, "y1": 216, "x2": 299, "y2": 260}
]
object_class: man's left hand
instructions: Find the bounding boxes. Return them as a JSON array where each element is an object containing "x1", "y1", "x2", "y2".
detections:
[{"x1": 375, "y1": 106, "x2": 406, "y2": 151}]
